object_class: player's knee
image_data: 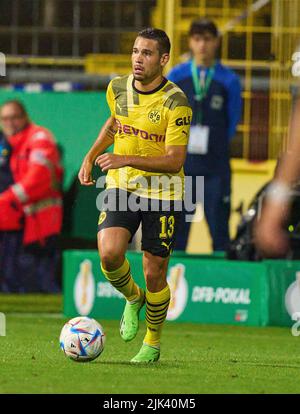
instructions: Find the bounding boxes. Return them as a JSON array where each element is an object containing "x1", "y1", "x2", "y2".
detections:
[{"x1": 100, "y1": 248, "x2": 124, "y2": 271}]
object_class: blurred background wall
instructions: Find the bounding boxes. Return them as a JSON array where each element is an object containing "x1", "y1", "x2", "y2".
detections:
[{"x1": 1, "y1": 0, "x2": 300, "y2": 252}]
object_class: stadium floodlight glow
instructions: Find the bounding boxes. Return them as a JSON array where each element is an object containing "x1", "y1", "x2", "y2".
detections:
[
  {"x1": 0, "y1": 313, "x2": 6, "y2": 336},
  {"x1": 0, "y1": 52, "x2": 6, "y2": 77}
]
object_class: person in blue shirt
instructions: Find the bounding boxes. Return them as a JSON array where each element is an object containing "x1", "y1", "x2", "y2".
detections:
[
  {"x1": 0, "y1": 130, "x2": 15, "y2": 291},
  {"x1": 0, "y1": 130, "x2": 13, "y2": 193},
  {"x1": 168, "y1": 19, "x2": 242, "y2": 251}
]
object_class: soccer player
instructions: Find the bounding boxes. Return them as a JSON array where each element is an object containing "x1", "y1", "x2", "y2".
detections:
[{"x1": 78, "y1": 28, "x2": 192, "y2": 363}]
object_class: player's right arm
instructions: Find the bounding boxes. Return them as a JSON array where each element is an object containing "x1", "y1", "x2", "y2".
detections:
[
  {"x1": 79, "y1": 80, "x2": 117, "y2": 186},
  {"x1": 78, "y1": 116, "x2": 116, "y2": 186}
]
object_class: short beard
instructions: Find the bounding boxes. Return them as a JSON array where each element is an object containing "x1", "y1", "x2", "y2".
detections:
[
  {"x1": 133, "y1": 74, "x2": 144, "y2": 82},
  {"x1": 133, "y1": 72, "x2": 159, "y2": 85}
]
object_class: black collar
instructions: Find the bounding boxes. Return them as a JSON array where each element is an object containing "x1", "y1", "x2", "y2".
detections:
[{"x1": 132, "y1": 77, "x2": 168, "y2": 95}]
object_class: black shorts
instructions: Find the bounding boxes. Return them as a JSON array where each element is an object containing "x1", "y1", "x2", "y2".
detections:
[{"x1": 97, "y1": 189, "x2": 183, "y2": 257}]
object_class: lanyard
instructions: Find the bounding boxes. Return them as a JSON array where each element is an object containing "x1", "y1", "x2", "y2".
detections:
[{"x1": 191, "y1": 59, "x2": 215, "y2": 124}]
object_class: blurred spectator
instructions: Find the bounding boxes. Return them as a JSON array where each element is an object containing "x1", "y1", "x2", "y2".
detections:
[
  {"x1": 0, "y1": 100, "x2": 63, "y2": 292},
  {"x1": 0, "y1": 130, "x2": 13, "y2": 193},
  {"x1": 255, "y1": 93, "x2": 300, "y2": 257},
  {"x1": 168, "y1": 19, "x2": 242, "y2": 251}
]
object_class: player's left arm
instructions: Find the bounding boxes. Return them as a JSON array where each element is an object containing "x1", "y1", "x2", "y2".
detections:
[
  {"x1": 227, "y1": 74, "x2": 242, "y2": 140},
  {"x1": 95, "y1": 104, "x2": 192, "y2": 174},
  {"x1": 96, "y1": 144, "x2": 187, "y2": 174}
]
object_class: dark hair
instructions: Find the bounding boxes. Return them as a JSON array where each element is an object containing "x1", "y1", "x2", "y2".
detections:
[
  {"x1": 189, "y1": 19, "x2": 219, "y2": 38},
  {"x1": 2, "y1": 100, "x2": 27, "y2": 116},
  {"x1": 137, "y1": 28, "x2": 171, "y2": 55}
]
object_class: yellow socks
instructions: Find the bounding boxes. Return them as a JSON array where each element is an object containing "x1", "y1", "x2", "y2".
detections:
[
  {"x1": 144, "y1": 285, "x2": 171, "y2": 349},
  {"x1": 101, "y1": 260, "x2": 170, "y2": 348},
  {"x1": 101, "y1": 258, "x2": 140, "y2": 303}
]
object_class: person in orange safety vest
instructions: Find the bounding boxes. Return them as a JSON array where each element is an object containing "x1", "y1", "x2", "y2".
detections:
[
  {"x1": 0, "y1": 100, "x2": 63, "y2": 292},
  {"x1": 0, "y1": 100, "x2": 63, "y2": 244}
]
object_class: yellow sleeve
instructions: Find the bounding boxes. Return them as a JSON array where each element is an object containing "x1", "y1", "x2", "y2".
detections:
[
  {"x1": 106, "y1": 80, "x2": 115, "y2": 116},
  {"x1": 165, "y1": 105, "x2": 193, "y2": 146}
]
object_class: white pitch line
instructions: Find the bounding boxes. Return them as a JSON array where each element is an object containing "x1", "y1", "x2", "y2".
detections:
[{"x1": 6, "y1": 312, "x2": 64, "y2": 318}]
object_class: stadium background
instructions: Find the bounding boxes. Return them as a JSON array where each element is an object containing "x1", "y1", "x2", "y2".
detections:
[
  {"x1": 2, "y1": 0, "x2": 300, "y2": 253},
  {"x1": 1, "y1": 0, "x2": 300, "y2": 394}
]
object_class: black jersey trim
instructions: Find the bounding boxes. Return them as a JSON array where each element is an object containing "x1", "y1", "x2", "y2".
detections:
[{"x1": 132, "y1": 77, "x2": 168, "y2": 95}]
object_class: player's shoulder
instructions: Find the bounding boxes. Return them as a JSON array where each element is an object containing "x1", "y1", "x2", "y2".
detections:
[
  {"x1": 167, "y1": 60, "x2": 191, "y2": 83},
  {"x1": 162, "y1": 80, "x2": 191, "y2": 110},
  {"x1": 108, "y1": 75, "x2": 130, "y2": 95},
  {"x1": 215, "y1": 62, "x2": 240, "y2": 87}
]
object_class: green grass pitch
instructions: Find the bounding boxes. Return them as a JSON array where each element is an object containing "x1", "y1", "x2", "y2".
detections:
[{"x1": 0, "y1": 294, "x2": 300, "y2": 394}]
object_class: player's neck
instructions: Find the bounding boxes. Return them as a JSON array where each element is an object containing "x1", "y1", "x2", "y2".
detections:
[
  {"x1": 133, "y1": 75, "x2": 165, "y2": 93},
  {"x1": 194, "y1": 55, "x2": 215, "y2": 68}
]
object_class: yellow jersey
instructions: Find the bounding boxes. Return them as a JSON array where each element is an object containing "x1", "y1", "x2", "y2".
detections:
[{"x1": 105, "y1": 74, "x2": 192, "y2": 200}]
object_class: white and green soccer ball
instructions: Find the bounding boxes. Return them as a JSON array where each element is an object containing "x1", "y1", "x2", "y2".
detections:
[{"x1": 60, "y1": 316, "x2": 106, "y2": 362}]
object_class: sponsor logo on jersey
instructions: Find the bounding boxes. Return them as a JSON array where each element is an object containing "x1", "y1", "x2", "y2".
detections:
[
  {"x1": 175, "y1": 116, "x2": 191, "y2": 126},
  {"x1": 115, "y1": 119, "x2": 165, "y2": 142}
]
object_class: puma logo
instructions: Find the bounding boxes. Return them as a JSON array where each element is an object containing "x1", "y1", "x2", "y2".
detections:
[
  {"x1": 181, "y1": 130, "x2": 188, "y2": 136},
  {"x1": 161, "y1": 241, "x2": 172, "y2": 251}
]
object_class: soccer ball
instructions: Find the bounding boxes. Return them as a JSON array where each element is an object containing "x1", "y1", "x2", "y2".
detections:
[{"x1": 59, "y1": 316, "x2": 106, "y2": 362}]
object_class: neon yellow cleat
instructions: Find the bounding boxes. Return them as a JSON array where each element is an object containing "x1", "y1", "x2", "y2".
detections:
[
  {"x1": 120, "y1": 289, "x2": 145, "y2": 342},
  {"x1": 130, "y1": 344, "x2": 160, "y2": 363}
]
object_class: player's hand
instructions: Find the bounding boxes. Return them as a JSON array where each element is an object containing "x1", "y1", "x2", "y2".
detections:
[
  {"x1": 254, "y1": 202, "x2": 290, "y2": 257},
  {"x1": 78, "y1": 158, "x2": 94, "y2": 186},
  {"x1": 95, "y1": 153, "x2": 127, "y2": 172}
]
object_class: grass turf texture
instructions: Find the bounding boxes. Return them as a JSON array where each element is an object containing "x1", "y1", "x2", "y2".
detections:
[{"x1": 1, "y1": 294, "x2": 300, "y2": 393}]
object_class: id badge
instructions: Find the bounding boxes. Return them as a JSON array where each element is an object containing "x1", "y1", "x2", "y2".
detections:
[{"x1": 188, "y1": 125, "x2": 209, "y2": 154}]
